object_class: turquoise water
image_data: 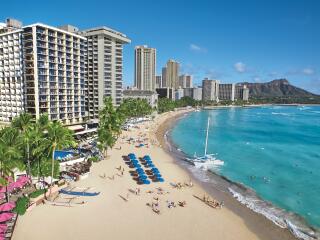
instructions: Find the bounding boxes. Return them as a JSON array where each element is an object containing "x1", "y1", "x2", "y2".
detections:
[{"x1": 171, "y1": 106, "x2": 320, "y2": 229}]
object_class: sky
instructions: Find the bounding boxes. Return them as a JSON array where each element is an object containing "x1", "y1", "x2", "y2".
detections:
[{"x1": 1, "y1": 0, "x2": 319, "y2": 94}]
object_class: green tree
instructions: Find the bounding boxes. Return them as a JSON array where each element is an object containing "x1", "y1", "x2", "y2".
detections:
[
  {"x1": 12, "y1": 113, "x2": 33, "y2": 176},
  {"x1": 45, "y1": 121, "x2": 75, "y2": 186},
  {"x1": 98, "y1": 97, "x2": 122, "y2": 156},
  {"x1": 0, "y1": 127, "x2": 24, "y2": 202},
  {"x1": 117, "y1": 98, "x2": 153, "y2": 119}
]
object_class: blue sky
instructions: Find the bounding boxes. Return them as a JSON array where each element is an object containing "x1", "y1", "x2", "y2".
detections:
[{"x1": 2, "y1": 0, "x2": 319, "y2": 93}]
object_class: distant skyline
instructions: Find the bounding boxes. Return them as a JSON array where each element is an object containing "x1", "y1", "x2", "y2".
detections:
[{"x1": 1, "y1": 0, "x2": 319, "y2": 93}]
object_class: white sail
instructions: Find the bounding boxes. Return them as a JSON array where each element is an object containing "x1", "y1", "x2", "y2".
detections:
[{"x1": 185, "y1": 116, "x2": 224, "y2": 169}]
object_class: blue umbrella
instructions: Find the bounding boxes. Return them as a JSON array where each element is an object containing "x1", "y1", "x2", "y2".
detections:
[
  {"x1": 144, "y1": 155, "x2": 151, "y2": 159},
  {"x1": 156, "y1": 178, "x2": 164, "y2": 182},
  {"x1": 143, "y1": 180, "x2": 151, "y2": 185},
  {"x1": 139, "y1": 175, "x2": 148, "y2": 180},
  {"x1": 152, "y1": 169, "x2": 159, "y2": 173},
  {"x1": 154, "y1": 173, "x2": 162, "y2": 178},
  {"x1": 131, "y1": 160, "x2": 139, "y2": 164}
]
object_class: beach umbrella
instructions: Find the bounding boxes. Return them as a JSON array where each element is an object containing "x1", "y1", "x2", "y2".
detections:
[
  {"x1": 134, "y1": 164, "x2": 142, "y2": 168},
  {"x1": 143, "y1": 180, "x2": 151, "y2": 185},
  {"x1": 0, "y1": 202, "x2": 15, "y2": 212},
  {"x1": 152, "y1": 168, "x2": 159, "y2": 173},
  {"x1": 153, "y1": 173, "x2": 162, "y2": 178},
  {"x1": 139, "y1": 175, "x2": 148, "y2": 180},
  {"x1": 157, "y1": 178, "x2": 165, "y2": 182},
  {"x1": 147, "y1": 164, "x2": 155, "y2": 168},
  {"x1": 143, "y1": 155, "x2": 151, "y2": 159},
  {"x1": 0, "y1": 212, "x2": 15, "y2": 223},
  {"x1": 0, "y1": 224, "x2": 7, "y2": 233},
  {"x1": 131, "y1": 160, "x2": 139, "y2": 164}
]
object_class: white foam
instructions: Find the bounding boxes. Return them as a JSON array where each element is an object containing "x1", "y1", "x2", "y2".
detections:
[{"x1": 228, "y1": 188, "x2": 319, "y2": 240}]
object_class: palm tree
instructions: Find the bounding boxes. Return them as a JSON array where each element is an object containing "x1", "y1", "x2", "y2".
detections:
[
  {"x1": 12, "y1": 113, "x2": 33, "y2": 176},
  {"x1": 46, "y1": 121, "x2": 75, "y2": 187},
  {"x1": 98, "y1": 97, "x2": 122, "y2": 156},
  {"x1": 0, "y1": 127, "x2": 24, "y2": 202}
]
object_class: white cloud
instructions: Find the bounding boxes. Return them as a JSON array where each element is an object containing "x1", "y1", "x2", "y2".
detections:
[
  {"x1": 234, "y1": 62, "x2": 246, "y2": 73},
  {"x1": 189, "y1": 44, "x2": 207, "y2": 53},
  {"x1": 302, "y1": 68, "x2": 314, "y2": 75}
]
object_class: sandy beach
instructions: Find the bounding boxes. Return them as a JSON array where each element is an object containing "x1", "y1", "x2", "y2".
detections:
[{"x1": 12, "y1": 109, "x2": 295, "y2": 240}]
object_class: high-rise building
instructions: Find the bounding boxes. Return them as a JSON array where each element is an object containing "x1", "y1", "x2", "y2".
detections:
[
  {"x1": 0, "y1": 20, "x2": 24, "y2": 123},
  {"x1": 235, "y1": 84, "x2": 249, "y2": 101},
  {"x1": 80, "y1": 27, "x2": 130, "y2": 119},
  {"x1": 134, "y1": 45, "x2": 156, "y2": 91},
  {"x1": 25, "y1": 23, "x2": 87, "y2": 124},
  {"x1": 193, "y1": 87, "x2": 202, "y2": 101},
  {"x1": 166, "y1": 59, "x2": 179, "y2": 89},
  {"x1": 161, "y1": 67, "x2": 167, "y2": 87},
  {"x1": 219, "y1": 83, "x2": 235, "y2": 101},
  {"x1": 0, "y1": 20, "x2": 87, "y2": 124},
  {"x1": 202, "y1": 78, "x2": 219, "y2": 102},
  {"x1": 179, "y1": 74, "x2": 193, "y2": 88},
  {"x1": 175, "y1": 87, "x2": 184, "y2": 100},
  {"x1": 183, "y1": 86, "x2": 202, "y2": 100},
  {"x1": 156, "y1": 75, "x2": 162, "y2": 88}
]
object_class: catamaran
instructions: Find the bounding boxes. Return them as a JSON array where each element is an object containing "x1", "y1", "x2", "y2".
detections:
[{"x1": 185, "y1": 117, "x2": 224, "y2": 169}]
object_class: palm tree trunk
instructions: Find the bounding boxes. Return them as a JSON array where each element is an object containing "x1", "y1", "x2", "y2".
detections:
[
  {"x1": 5, "y1": 185, "x2": 9, "y2": 203},
  {"x1": 49, "y1": 145, "x2": 56, "y2": 198},
  {"x1": 51, "y1": 145, "x2": 56, "y2": 186},
  {"x1": 27, "y1": 143, "x2": 31, "y2": 177}
]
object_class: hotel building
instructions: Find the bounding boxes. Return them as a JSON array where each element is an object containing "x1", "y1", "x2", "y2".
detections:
[
  {"x1": 235, "y1": 84, "x2": 249, "y2": 101},
  {"x1": 165, "y1": 59, "x2": 179, "y2": 89},
  {"x1": 80, "y1": 27, "x2": 130, "y2": 119},
  {"x1": 179, "y1": 74, "x2": 193, "y2": 88},
  {"x1": 0, "y1": 19, "x2": 24, "y2": 123},
  {"x1": 219, "y1": 83, "x2": 235, "y2": 101},
  {"x1": 161, "y1": 67, "x2": 167, "y2": 87},
  {"x1": 202, "y1": 78, "x2": 219, "y2": 102},
  {"x1": 0, "y1": 20, "x2": 86, "y2": 124},
  {"x1": 156, "y1": 75, "x2": 162, "y2": 88},
  {"x1": 134, "y1": 45, "x2": 156, "y2": 91}
]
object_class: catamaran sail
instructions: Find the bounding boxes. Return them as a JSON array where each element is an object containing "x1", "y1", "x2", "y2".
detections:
[{"x1": 185, "y1": 117, "x2": 224, "y2": 169}]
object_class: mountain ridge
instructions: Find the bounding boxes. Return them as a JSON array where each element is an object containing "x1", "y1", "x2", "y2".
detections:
[{"x1": 237, "y1": 79, "x2": 319, "y2": 98}]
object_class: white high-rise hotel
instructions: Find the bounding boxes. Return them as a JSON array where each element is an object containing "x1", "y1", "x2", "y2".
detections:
[
  {"x1": 0, "y1": 20, "x2": 86, "y2": 124},
  {"x1": 0, "y1": 19, "x2": 130, "y2": 124},
  {"x1": 134, "y1": 45, "x2": 156, "y2": 91}
]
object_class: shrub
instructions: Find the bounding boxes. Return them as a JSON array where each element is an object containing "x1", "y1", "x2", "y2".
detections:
[
  {"x1": 88, "y1": 156, "x2": 99, "y2": 163},
  {"x1": 13, "y1": 196, "x2": 30, "y2": 215},
  {"x1": 29, "y1": 189, "x2": 46, "y2": 199}
]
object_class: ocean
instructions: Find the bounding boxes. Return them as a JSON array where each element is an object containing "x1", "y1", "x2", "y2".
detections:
[{"x1": 170, "y1": 105, "x2": 320, "y2": 239}]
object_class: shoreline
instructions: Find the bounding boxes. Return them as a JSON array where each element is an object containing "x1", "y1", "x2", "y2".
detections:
[
  {"x1": 154, "y1": 109, "x2": 297, "y2": 240},
  {"x1": 12, "y1": 108, "x2": 305, "y2": 240}
]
